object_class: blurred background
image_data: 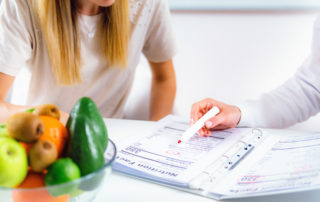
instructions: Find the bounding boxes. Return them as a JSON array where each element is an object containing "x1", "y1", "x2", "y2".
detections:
[
  {"x1": 1, "y1": 0, "x2": 320, "y2": 131},
  {"x1": 169, "y1": 0, "x2": 320, "y2": 11},
  {"x1": 125, "y1": 0, "x2": 320, "y2": 132}
]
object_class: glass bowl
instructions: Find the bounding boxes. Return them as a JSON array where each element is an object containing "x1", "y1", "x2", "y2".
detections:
[{"x1": 0, "y1": 139, "x2": 117, "y2": 202}]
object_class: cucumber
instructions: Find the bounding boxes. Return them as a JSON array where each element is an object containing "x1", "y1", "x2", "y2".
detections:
[
  {"x1": 67, "y1": 97, "x2": 108, "y2": 151},
  {"x1": 67, "y1": 115, "x2": 104, "y2": 176}
]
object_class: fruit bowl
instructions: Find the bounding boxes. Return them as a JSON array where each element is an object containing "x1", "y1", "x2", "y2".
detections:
[{"x1": 0, "y1": 139, "x2": 117, "y2": 202}]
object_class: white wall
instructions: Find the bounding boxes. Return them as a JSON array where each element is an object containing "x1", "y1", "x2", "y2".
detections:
[
  {"x1": 169, "y1": 0, "x2": 320, "y2": 10},
  {"x1": 125, "y1": 11, "x2": 320, "y2": 132}
]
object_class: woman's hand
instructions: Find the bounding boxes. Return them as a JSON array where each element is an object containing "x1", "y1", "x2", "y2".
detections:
[
  {"x1": 59, "y1": 110, "x2": 70, "y2": 125},
  {"x1": 190, "y1": 98, "x2": 241, "y2": 136}
]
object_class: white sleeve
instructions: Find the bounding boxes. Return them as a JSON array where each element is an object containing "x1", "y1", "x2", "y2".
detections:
[
  {"x1": 142, "y1": 0, "x2": 177, "y2": 62},
  {"x1": 0, "y1": 0, "x2": 32, "y2": 76},
  {"x1": 238, "y1": 17, "x2": 320, "y2": 128}
]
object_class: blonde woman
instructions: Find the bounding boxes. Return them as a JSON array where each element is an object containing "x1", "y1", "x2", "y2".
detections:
[{"x1": 0, "y1": 0, "x2": 176, "y2": 123}]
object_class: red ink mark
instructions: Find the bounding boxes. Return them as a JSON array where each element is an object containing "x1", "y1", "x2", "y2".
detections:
[
  {"x1": 177, "y1": 140, "x2": 182, "y2": 144},
  {"x1": 166, "y1": 150, "x2": 180, "y2": 155}
]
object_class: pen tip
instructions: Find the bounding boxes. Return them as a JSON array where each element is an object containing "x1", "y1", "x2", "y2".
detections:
[{"x1": 177, "y1": 140, "x2": 182, "y2": 144}]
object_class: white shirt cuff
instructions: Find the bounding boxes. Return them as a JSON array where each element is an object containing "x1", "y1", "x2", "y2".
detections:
[{"x1": 237, "y1": 102, "x2": 254, "y2": 127}]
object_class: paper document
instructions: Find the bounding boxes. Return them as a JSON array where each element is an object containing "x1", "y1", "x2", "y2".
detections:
[
  {"x1": 114, "y1": 115, "x2": 250, "y2": 186},
  {"x1": 112, "y1": 115, "x2": 320, "y2": 200},
  {"x1": 223, "y1": 133, "x2": 320, "y2": 195}
]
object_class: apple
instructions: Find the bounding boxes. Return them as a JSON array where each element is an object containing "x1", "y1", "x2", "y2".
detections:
[
  {"x1": 0, "y1": 123, "x2": 8, "y2": 137},
  {"x1": 0, "y1": 137, "x2": 28, "y2": 187}
]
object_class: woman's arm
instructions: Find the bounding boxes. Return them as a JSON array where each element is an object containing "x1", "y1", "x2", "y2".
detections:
[
  {"x1": 191, "y1": 18, "x2": 320, "y2": 131},
  {"x1": 191, "y1": 54, "x2": 320, "y2": 132},
  {"x1": 0, "y1": 73, "x2": 69, "y2": 124},
  {"x1": 0, "y1": 73, "x2": 30, "y2": 123},
  {"x1": 148, "y1": 59, "x2": 176, "y2": 121}
]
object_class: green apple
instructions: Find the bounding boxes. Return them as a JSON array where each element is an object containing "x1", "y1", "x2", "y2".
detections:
[
  {"x1": 0, "y1": 123, "x2": 8, "y2": 137},
  {"x1": 0, "y1": 137, "x2": 28, "y2": 187}
]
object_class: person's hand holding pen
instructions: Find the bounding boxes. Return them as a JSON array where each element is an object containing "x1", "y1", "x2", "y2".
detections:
[{"x1": 190, "y1": 98, "x2": 242, "y2": 136}]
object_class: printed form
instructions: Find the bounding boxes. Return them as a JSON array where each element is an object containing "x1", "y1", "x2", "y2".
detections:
[
  {"x1": 214, "y1": 132, "x2": 320, "y2": 197},
  {"x1": 114, "y1": 115, "x2": 251, "y2": 187},
  {"x1": 113, "y1": 116, "x2": 320, "y2": 199}
]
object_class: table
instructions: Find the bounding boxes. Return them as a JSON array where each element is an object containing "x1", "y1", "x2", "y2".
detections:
[{"x1": 94, "y1": 118, "x2": 320, "y2": 202}]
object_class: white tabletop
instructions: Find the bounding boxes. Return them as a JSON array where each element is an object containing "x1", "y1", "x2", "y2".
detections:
[{"x1": 94, "y1": 118, "x2": 320, "y2": 202}]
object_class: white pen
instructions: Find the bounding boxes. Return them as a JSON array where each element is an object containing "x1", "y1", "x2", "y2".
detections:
[{"x1": 177, "y1": 106, "x2": 220, "y2": 144}]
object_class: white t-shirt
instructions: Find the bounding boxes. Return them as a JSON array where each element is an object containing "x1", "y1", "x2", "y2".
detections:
[
  {"x1": 0, "y1": 0, "x2": 176, "y2": 118},
  {"x1": 238, "y1": 17, "x2": 320, "y2": 128}
]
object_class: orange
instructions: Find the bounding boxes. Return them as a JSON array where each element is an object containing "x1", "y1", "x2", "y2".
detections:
[
  {"x1": 12, "y1": 190, "x2": 69, "y2": 202},
  {"x1": 17, "y1": 171, "x2": 45, "y2": 188},
  {"x1": 12, "y1": 188, "x2": 69, "y2": 202},
  {"x1": 12, "y1": 172, "x2": 69, "y2": 202},
  {"x1": 20, "y1": 116, "x2": 68, "y2": 157},
  {"x1": 20, "y1": 143, "x2": 32, "y2": 155},
  {"x1": 39, "y1": 116, "x2": 69, "y2": 156}
]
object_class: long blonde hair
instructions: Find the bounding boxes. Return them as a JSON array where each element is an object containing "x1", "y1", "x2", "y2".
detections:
[{"x1": 32, "y1": 0, "x2": 130, "y2": 85}]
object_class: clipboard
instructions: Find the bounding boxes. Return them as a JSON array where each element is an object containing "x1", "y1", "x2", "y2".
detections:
[{"x1": 112, "y1": 115, "x2": 320, "y2": 200}]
